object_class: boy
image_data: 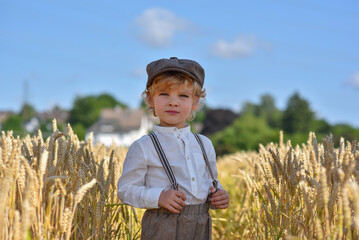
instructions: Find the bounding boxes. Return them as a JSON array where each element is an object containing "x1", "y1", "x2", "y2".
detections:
[{"x1": 117, "y1": 57, "x2": 229, "y2": 240}]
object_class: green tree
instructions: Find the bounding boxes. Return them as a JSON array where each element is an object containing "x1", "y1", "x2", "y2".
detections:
[
  {"x1": 242, "y1": 102, "x2": 259, "y2": 116},
  {"x1": 140, "y1": 99, "x2": 147, "y2": 110},
  {"x1": 211, "y1": 113, "x2": 278, "y2": 155},
  {"x1": 241, "y1": 94, "x2": 282, "y2": 129},
  {"x1": 20, "y1": 103, "x2": 36, "y2": 122},
  {"x1": 193, "y1": 104, "x2": 208, "y2": 123},
  {"x1": 1, "y1": 114, "x2": 26, "y2": 136},
  {"x1": 97, "y1": 94, "x2": 126, "y2": 108},
  {"x1": 330, "y1": 124, "x2": 359, "y2": 146},
  {"x1": 258, "y1": 94, "x2": 282, "y2": 128},
  {"x1": 282, "y1": 92, "x2": 314, "y2": 134},
  {"x1": 69, "y1": 93, "x2": 127, "y2": 129},
  {"x1": 310, "y1": 119, "x2": 331, "y2": 134},
  {"x1": 72, "y1": 122, "x2": 86, "y2": 140}
]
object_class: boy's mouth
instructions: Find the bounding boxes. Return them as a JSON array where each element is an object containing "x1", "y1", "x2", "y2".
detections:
[{"x1": 166, "y1": 110, "x2": 179, "y2": 114}]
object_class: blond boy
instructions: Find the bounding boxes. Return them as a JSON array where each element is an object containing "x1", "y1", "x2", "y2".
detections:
[{"x1": 117, "y1": 57, "x2": 229, "y2": 240}]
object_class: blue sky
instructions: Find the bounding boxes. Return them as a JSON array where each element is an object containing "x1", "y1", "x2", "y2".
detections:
[{"x1": 1, "y1": 0, "x2": 359, "y2": 127}]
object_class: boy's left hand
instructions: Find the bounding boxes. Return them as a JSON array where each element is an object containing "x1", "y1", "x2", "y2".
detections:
[{"x1": 209, "y1": 186, "x2": 229, "y2": 209}]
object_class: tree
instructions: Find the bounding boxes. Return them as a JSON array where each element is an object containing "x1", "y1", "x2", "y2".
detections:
[
  {"x1": 69, "y1": 93, "x2": 127, "y2": 129},
  {"x1": 258, "y1": 94, "x2": 282, "y2": 128},
  {"x1": 330, "y1": 124, "x2": 359, "y2": 146},
  {"x1": 210, "y1": 113, "x2": 277, "y2": 155},
  {"x1": 140, "y1": 99, "x2": 147, "y2": 110},
  {"x1": 1, "y1": 114, "x2": 26, "y2": 136},
  {"x1": 200, "y1": 108, "x2": 239, "y2": 136},
  {"x1": 97, "y1": 94, "x2": 126, "y2": 108},
  {"x1": 72, "y1": 122, "x2": 86, "y2": 140},
  {"x1": 242, "y1": 102, "x2": 259, "y2": 116},
  {"x1": 310, "y1": 119, "x2": 331, "y2": 134},
  {"x1": 282, "y1": 92, "x2": 314, "y2": 134},
  {"x1": 241, "y1": 94, "x2": 282, "y2": 129},
  {"x1": 20, "y1": 103, "x2": 36, "y2": 122}
]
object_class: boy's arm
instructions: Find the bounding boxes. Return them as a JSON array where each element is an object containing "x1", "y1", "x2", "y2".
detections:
[
  {"x1": 209, "y1": 187, "x2": 230, "y2": 209},
  {"x1": 206, "y1": 135, "x2": 229, "y2": 209},
  {"x1": 207, "y1": 137, "x2": 223, "y2": 189},
  {"x1": 117, "y1": 141, "x2": 165, "y2": 209},
  {"x1": 158, "y1": 188, "x2": 186, "y2": 213}
]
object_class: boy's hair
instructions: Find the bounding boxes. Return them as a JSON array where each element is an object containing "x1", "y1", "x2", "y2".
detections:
[{"x1": 143, "y1": 71, "x2": 206, "y2": 120}]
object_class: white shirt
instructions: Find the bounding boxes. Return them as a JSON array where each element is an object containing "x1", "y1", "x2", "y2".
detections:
[{"x1": 117, "y1": 124, "x2": 222, "y2": 209}]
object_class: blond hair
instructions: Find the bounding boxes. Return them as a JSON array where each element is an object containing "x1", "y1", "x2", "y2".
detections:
[{"x1": 143, "y1": 71, "x2": 206, "y2": 120}]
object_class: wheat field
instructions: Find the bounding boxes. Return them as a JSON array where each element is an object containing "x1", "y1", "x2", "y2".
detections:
[{"x1": 1, "y1": 120, "x2": 359, "y2": 239}]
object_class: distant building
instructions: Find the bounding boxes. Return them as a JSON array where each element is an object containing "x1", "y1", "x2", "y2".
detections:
[
  {"x1": 0, "y1": 111, "x2": 14, "y2": 130},
  {"x1": 37, "y1": 107, "x2": 70, "y2": 126},
  {"x1": 24, "y1": 107, "x2": 70, "y2": 133},
  {"x1": 86, "y1": 107, "x2": 156, "y2": 147},
  {"x1": 24, "y1": 117, "x2": 40, "y2": 133}
]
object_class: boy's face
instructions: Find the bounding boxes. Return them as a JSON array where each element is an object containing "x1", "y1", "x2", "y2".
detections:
[{"x1": 148, "y1": 82, "x2": 199, "y2": 128}]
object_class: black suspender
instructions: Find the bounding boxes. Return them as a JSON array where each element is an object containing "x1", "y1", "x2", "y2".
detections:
[
  {"x1": 148, "y1": 132, "x2": 218, "y2": 191},
  {"x1": 192, "y1": 132, "x2": 218, "y2": 190},
  {"x1": 148, "y1": 132, "x2": 179, "y2": 190}
]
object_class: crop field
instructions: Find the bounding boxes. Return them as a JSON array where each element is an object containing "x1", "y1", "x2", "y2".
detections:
[{"x1": 1, "y1": 120, "x2": 359, "y2": 239}]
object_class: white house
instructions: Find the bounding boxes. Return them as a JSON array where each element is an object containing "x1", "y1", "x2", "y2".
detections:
[
  {"x1": 86, "y1": 107, "x2": 156, "y2": 147},
  {"x1": 24, "y1": 117, "x2": 40, "y2": 133}
]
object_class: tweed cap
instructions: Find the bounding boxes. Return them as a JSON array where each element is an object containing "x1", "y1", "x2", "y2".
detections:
[{"x1": 146, "y1": 57, "x2": 205, "y2": 89}]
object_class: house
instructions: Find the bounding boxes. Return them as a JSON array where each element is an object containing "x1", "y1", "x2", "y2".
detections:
[
  {"x1": 24, "y1": 117, "x2": 40, "y2": 133},
  {"x1": 86, "y1": 107, "x2": 156, "y2": 147},
  {"x1": 0, "y1": 111, "x2": 14, "y2": 130},
  {"x1": 24, "y1": 107, "x2": 70, "y2": 133},
  {"x1": 37, "y1": 107, "x2": 70, "y2": 126}
]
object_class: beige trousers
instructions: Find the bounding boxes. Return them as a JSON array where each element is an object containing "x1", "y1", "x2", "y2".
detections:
[{"x1": 141, "y1": 204, "x2": 211, "y2": 240}]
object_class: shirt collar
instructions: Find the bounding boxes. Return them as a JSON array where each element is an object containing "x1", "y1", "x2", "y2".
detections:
[{"x1": 153, "y1": 124, "x2": 191, "y2": 135}]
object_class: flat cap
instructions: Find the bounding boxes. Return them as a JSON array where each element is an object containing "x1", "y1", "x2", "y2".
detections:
[{"x1": 146, "y1": 57, "x2": 205, "y2": 89}]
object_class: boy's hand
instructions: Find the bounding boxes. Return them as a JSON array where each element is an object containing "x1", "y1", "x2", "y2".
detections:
[
  {"x1": 209, "y1": 186, "x2": 229, "y2": 209},
  {"x1": 158, "y1": 189, "x2": 186, "y2": 213}
]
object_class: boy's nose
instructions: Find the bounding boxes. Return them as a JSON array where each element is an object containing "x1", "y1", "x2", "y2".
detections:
[
  {"x1": 168, "y1": 97, "x2": 179, "y2": 106},
  {"x1": 169, "y1": 101, "x2": 178, "y2": 107}
]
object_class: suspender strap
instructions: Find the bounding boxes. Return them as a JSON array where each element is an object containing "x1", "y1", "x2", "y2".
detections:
[
  {"x1": 192, "y1": 132, "x2": 218, "y2": 190},
  {"x1": 148, "y1": 132, "x2": 178, "y2": 190},
  {"x1": 148, "y1": 132, "x2": 218, "y2": 191}
]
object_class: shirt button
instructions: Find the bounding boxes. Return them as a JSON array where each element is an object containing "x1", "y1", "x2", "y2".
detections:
[{"x1": 192, "y1": 177, "x2": 195, "y2": 181}]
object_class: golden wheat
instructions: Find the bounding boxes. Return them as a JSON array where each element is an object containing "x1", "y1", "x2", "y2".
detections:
[
  {"x1": 1, "y1": 121, "x2": 359, "y2": 239},
  {"x1": 211, "y1": 132, "x2": 359, "y2": 239},
  {"x1": 0, "y1": 120, "x2": 140, "y2": 240}
]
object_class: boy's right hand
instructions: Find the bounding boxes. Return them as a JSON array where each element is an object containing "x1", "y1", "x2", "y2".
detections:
[{"x1": 158, "y1": 189, "x2": 186, "y2": 213}]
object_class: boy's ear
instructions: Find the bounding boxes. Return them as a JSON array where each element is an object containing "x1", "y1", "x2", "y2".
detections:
[
  {"x1": 192, "y1": 97, "x2": 200, "y2": 111},
  {"x1": 147, "y1": 96, "x2": 154, "y2": 108}
]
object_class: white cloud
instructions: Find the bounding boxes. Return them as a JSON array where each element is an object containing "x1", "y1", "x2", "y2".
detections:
[
  {"x1": 211, "y1": 35, "x2": 271, "y2": 59},
  {"x1": 134, "y1": 8, "x2": 191, "y2": 48},
  {"x1": 348, "y1": 73, "x2": 359, "y2": 89},
  {"x1": 130, "y1": 67, "x2": 145, "y2": 78}
]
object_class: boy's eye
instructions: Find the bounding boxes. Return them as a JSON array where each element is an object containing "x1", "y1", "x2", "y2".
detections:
[
  {"x1": 180, "y1": 94, "x2": 189, "y2": 98},
  {"x1": 159, "y1": 93, "x2": 168, "y2": 96}
]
